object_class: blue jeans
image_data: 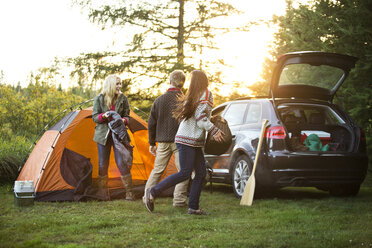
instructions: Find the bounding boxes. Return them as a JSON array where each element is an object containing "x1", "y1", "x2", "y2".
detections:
[
  {"x1": 97, "y1": 135, "x2": 130, "y2": 177},
  {"x1": 151, "y1": 143, "x2": 206, "y2": 210}
]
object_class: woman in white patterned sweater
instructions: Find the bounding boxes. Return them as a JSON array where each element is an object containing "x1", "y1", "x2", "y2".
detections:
[{"x1": 144, "y1": 70, "x2": 224, "y2": 215}]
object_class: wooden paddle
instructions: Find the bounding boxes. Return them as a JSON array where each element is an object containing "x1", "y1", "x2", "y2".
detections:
[{"x1": 240, "y1": 119, "x2": 268, "y2": 206}]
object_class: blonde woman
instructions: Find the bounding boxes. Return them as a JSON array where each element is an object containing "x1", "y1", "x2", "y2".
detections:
[{"x1": 92, "y1": 74, "x2": 134, "y2": 200}]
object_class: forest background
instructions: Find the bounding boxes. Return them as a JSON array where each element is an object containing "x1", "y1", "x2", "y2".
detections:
[{"x1": 0, "y1": 0, "x2": 371, "y2": 184}]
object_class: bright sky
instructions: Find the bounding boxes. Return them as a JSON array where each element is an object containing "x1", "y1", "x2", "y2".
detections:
[{"x1": 0, "y1": 0, "x2": 287, "y2": 92}]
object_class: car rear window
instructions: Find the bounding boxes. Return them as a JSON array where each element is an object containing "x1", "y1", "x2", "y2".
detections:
[
  {"x1": 279, "y1": 64, "x2": 344, "y2": 90},
  {"x1": 278, "y1": 103, "x2": 345, "y2": 125}
]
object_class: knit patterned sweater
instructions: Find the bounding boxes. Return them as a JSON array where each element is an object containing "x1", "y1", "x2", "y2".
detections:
[
  {"x1": 148, "y1": 87, "x2": 183, "y2": 146},
  {"x1": 175, "y1": 89, "x2": 219, "y2": 147}
]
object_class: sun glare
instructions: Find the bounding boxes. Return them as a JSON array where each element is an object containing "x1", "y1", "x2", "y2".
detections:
[
  {"x1": 0, "y1": 0, "x2": 287, "y2": 96},
  {"x1": 218, "y1": 26, "x2": 274, "y2": 84},
  {"x1": 201, "y1": 25, "x2": 277, "y2": 97},
  {"x1": 201, "y1": 0, "x2": 286, "y2": 97}
]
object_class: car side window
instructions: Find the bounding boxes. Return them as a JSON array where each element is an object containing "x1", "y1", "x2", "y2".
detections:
[
  {"x1": 223, "y1": 103, "x2": 247, "y2": 126},
  {"x1": 212, "y1": 106, "x2": 226, "y2": 117},
  {"x1": 245, "y1": 103, "x2": 262, "y2": 124}
]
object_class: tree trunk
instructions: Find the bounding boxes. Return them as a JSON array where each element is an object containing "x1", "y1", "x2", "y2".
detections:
[{"x1": 177, "y1": 0, "x2": 185, "y2": 64}]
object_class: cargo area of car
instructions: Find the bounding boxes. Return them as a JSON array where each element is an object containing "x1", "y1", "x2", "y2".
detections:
[{"x1": 277, "y1": 102, "x2": 354, "y2": 153}]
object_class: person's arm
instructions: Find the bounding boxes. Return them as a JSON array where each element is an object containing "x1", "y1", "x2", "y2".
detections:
[
  {"x1": 92, "y1": 95, "x2": 108, "y2": 123},
  {"x1": 195, "y1": 90, "x2": 217, "y2": 133},
  {"x1": 148, "y1": 100, "x2": 158, "y2": 147},
  {"x1": 121, "y1": 95, "x2": 131, "y2": 125},
  {"x1": 195, "y1": 90, "x2": 224, "y2": 142}
]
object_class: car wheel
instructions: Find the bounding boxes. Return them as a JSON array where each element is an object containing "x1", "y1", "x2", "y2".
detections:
[
  {"x1": 329, "y1": 184, "x2": 360, "y2": 197},
  {"x1": 232, "y1": 155, "x2": 253, "y2": 198}
]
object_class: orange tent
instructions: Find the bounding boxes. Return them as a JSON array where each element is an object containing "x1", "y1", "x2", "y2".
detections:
[{"x1": 17, "y1": 106, "x2": 177, "y2": 201}]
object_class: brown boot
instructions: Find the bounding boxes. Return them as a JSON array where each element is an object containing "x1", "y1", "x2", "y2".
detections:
[
  {"x1": 98, "y1": 175, "x2": 110, "y2": 200},
  {"x1": 98, "y1": 175, "x2": 108, "y2": 189},
  {"x1": 121, "y1": 174, "x2": 135, "y2": 201}
]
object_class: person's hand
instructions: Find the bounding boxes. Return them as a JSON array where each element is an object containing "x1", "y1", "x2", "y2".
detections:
[
  {"x1": 102, "y1": 112, "x2": 110, "y2": 119},
  {"x1": 122, "y1": 118, "x2": 128, "y2": 125},
  {"x1": 213, "y1": 129, "x2": 225, "y2": 143},
  {"x1": 149, "y1": 145, "x2": 157, "y2": 156}
]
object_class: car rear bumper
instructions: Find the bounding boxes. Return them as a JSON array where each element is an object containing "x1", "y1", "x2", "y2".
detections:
[{"x1": 266, "y1": 151, "x2": 368, "y2": 187}]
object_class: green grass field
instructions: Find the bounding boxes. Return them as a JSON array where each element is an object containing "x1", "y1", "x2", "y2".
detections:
[{"x1": 1, "y1": 174, "x2": 372, "y2": 248}]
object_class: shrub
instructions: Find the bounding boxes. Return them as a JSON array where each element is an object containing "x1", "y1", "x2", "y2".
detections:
[{"x1": 0, "y1": 136, "x2": 31, "y2": 184}]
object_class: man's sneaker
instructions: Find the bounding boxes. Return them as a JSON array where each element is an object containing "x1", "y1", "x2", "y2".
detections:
[
  {"x1": 144, "y1": 188, "x2": 154, "y2": 213},
  {"x1": 187, "y1": 208, "x2": 209, "y2": 215}
]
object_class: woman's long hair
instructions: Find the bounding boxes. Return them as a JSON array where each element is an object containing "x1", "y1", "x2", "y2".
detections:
[
  {"x1": 102, "y1": 75, "x2": 120, "y2": 107},
  {"x1": 173, "y1": 70, "x2": 209, "y2": 122}
]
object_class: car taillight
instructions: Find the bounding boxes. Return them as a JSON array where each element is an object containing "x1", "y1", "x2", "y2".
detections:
[{"x1": 265, "y1": 126, "x2": 287, "y2": 139}]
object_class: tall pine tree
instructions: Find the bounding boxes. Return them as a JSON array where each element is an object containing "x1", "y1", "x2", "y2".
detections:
[{"x1": 69, "y1": 0, "x2": 246, "y2": 98}]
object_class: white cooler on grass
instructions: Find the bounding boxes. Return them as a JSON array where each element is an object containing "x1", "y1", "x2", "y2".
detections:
[{"x1": 14, "y1": 181, "x2": 35, "y2": 207}]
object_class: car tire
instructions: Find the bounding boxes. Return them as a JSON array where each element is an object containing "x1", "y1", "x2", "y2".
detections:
[
  {"x1": 329, "y1": 184, "x2": 360, "y2": 197},
  {"x1": 232, "y1": 155, "x2": 253, "y2": 198}
]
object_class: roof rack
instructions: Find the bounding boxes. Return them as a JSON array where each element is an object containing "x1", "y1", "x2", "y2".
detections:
[{"x1": 234, "y1": 95, "x2": 269, "y2": 100}]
